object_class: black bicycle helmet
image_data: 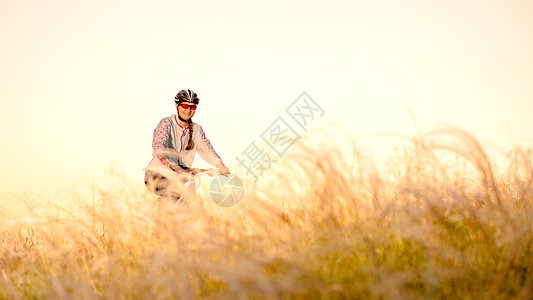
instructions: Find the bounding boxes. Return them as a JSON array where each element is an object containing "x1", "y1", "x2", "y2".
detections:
[{"x1": 174, "y1": 89, "x2": 200, "y2": 105}]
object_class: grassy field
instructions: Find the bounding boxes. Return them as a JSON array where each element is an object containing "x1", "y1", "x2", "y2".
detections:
[{"x1": 1, "y1": 128, "x2": 532, "y2": 299}]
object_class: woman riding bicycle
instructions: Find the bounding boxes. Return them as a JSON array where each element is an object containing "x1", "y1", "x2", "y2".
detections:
[{"x1": 144, "y1": 89, "x2": 230, "y2": 203}]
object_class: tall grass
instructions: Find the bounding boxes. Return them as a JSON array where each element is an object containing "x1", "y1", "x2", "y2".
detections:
[{"x1": 1, "y1": 127, "x2": 532, "y2": 299}]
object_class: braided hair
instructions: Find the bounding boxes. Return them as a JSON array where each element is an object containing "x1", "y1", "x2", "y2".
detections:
[
  {"x1": 186, "y1": 120, "x2": 194, "y2": 150},
  {"x1": 174, "y1": 89, "x2": 200, "y2": 151}
]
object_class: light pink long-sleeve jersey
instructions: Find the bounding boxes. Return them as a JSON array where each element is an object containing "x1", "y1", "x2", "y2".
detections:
[{"x1": 146, "y1": 115, "x2": 223, "y2": 170}]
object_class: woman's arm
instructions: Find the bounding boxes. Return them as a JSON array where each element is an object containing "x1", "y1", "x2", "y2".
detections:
[
  {"x1": 152, "y1": 118, "x2": 171, "y2": 161},
  {"x1": 195, "y1": 125, "x2": 230, "y2": 175}
]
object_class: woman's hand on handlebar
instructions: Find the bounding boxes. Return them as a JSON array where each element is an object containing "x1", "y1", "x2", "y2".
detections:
[
  {"x1": 217, "y1": 163, "x2": 230, "y2": 177},
  {"x1": 159, "y1": 157, "x2": 170, "y2": 166}
]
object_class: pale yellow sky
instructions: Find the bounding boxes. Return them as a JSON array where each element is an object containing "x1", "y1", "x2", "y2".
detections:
[{"x1": 1, "y1": 0, "x2": 533, "y2": 202}]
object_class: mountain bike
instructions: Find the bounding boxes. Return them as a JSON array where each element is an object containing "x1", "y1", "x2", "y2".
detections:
[{"x1": 144, "y1": 161, "x2": 220, "y2": 208}]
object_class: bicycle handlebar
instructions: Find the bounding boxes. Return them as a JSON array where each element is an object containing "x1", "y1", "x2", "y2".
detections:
[{"x1": 182, "y1": 168, "x2": 218, "y2": 190}]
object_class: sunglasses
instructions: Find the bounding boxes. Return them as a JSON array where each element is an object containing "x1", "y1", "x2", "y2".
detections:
[{"x1": 178, "y1": 103, "x2": 197, "y2": 110}]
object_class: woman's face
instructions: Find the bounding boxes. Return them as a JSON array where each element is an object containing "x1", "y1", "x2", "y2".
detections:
[{"x1": 176, "y1": 101, "x2": 197, "y2": 121}]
